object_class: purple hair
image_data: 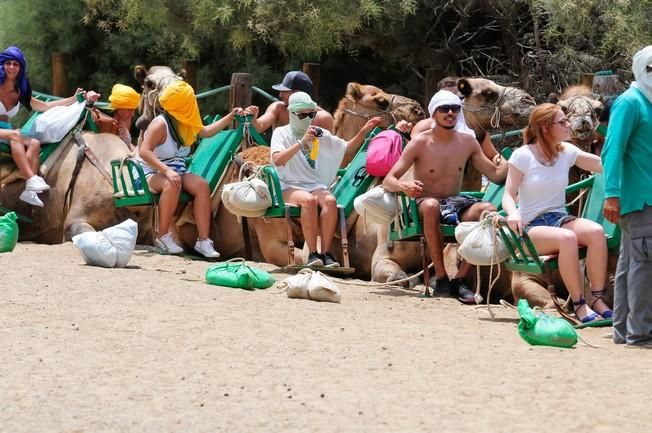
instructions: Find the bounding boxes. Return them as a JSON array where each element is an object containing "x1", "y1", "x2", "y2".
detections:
[{"x1": 0, "y1": 46, "x2": 32, "y2": 110}]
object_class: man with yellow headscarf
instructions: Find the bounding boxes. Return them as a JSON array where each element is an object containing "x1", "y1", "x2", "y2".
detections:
[
  {"x1": 137, "y1": 80, "x2": 245, "y2": 258},
  {"x1": 107, "y1": 83, "x2": 140, "y2": 149}
]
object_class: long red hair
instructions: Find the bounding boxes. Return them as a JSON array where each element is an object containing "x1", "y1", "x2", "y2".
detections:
[{"x1": 522, "y1": 103, "x2": 563, "y2": 161}]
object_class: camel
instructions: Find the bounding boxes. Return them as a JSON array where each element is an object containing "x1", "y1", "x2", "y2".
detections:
[
  {"x1": 556, "y1": 85, "x2": 604, "y2": 153},
  {"x1": 0, "y1": 131, "x2": 153, "y2": 243},
  {"x1": 333, "y1": 82, "x2": 426, "y2": 161}
]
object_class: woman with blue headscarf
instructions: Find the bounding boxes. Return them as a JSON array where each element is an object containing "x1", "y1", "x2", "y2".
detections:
[{"x1": 0, "y1": 46, "x2": 99, "y2": 207}]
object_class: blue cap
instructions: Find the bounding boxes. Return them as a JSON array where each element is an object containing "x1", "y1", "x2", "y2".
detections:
[{"x1": 272, "y1": 71, "x2": 313, "y2": 93}]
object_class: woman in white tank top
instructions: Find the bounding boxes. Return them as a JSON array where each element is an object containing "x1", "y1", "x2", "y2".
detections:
[
  {"x1": 138, "y1": 80, "x2": 248, "y2": 258},
  {"x1": 502, "y1": 103, "x2": 612, "y2": 324}
]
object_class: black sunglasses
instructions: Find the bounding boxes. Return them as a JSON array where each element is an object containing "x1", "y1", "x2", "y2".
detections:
[
  {"x1": 647, "y1": 64, "x2": 652, "y2": 73},
  {"x1": 436, "y1": 105, "x2": 461, "y2": 114},
  {"x1": 294, "y1": 111, "x2": 317, "y2": 120}
]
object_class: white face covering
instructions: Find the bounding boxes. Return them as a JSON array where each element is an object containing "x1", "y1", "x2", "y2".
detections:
[
  {"x1": 632, "y1": 45, "x2": 652, "y2": 104},
  {"x1": 289, "y1": 112, "x2": 313, "y2": 139}
]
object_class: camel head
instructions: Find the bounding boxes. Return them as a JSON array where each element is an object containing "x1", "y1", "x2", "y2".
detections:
[
  {"x1": 457, "y1": 77, "x2": 535, "y2": 134},
  {"x1": 557, "y1": 86, "x2": 603, "y2": 148},
  {"x1": 333, "y1": 82, "x2": 425, "y2": 139},
  {"x1": 133, "y1": 65, "x2": 186, "y2": 132}
]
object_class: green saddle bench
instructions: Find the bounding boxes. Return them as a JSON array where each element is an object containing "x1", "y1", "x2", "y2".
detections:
[
  {"x1": 388, "y1": 147, "x2": 513, "y2": 297},
  {"x1": 110, "y1": 114, "x2": 264, "y2": 208},
  {"x1": 498, "y1": 172, "x2": 619, "y2": 327},
  {"x1": 259, "y1": 126, "x2": 388, "y2": 270}
]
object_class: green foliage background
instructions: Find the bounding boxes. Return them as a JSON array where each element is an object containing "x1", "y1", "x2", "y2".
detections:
[{"x1": 0, "y1": 0, "x2": 649, "y2": 113}]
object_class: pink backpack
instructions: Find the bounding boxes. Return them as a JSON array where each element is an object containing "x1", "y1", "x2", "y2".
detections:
[{"x1": 365, "y1": 130, "x2": 404, "y2": 176}]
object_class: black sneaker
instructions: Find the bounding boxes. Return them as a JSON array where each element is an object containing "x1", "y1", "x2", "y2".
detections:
[
  {"x1": 306, "y1": 251, "x2": 324, "y2": 267},
  {"x1": 432, "y1": 276, "x2": 451, "y2": 296},
  {"x1": 321, "y1": 252, "x2": 340, "y2": 268},
  {"x1": 452, "y1": 278, "x2": 476, "y2": 304}
]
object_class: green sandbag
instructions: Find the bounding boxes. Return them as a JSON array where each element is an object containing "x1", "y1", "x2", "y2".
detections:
[
  {"x1": 205, "y1": 259, "x2": 275, "y2": 290},
  {"x1": 517, "y1": 299, "x2": 578, "y2": 348},
  {"x1": 0, "y1": 211, "x2": 19, "y2": 253}
]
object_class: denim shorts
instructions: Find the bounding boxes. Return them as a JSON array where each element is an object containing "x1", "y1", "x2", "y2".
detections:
[{"x1": 526, "y1": 211, "x2": 576, "y2": 230}]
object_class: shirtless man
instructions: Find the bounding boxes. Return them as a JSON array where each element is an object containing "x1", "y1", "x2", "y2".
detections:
[
  {"x1": 250, "y1": 71, "x2": 334, "y2": 132},
  {"x1": 383, "y1": 90, "x2": 507, "y2": 302}
]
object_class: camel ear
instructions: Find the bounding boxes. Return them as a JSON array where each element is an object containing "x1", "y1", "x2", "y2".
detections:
[
  {"x1": 591, "y1": 99, "x2": 604, "y2": 112},
  {"x1": 346, "y1": 82, "x2": 362, "y2": 99},
  {"x1": 557, "y1": 100, "x2": 570, "y2": 113},
  {"x1": 134, "y1": 65, "x2": 147, "y2": 86},
  {"x1": 548, "y1": 93, "x2": 560, "y2": 104},
  {"x1": 457, "y1": 78, "x2": 472, "y2": 97},
  {"x1": 177, "y1": 68, "x2": 187, "y2": 80}
]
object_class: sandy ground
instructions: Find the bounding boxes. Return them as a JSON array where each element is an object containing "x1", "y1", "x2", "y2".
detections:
[{"x1": 1, "y1": 242, "x2": 650, "y2": 433}]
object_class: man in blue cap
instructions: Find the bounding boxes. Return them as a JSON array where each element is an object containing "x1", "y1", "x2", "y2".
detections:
[{"x1": 251, "y1": 71, "x2": 333, "y2": 133}]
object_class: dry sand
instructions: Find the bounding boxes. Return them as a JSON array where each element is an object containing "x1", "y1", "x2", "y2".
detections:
[{"x1": 1, "y1": 242, "x2": 650, "y2": 433}]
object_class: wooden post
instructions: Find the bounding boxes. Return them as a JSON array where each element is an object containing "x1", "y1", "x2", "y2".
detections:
[
  {"x1": 229, "y1": 73, "x2": 253, "y2": 127},
  {"x1": 302, "y1": 63, "x2": 320, "y2": 100},
  {"x1": 579, "y1": 73, "x2": 594, "y2": 89},
  {"x1": 52, "y1": 52, "x2": 70, "y2": 97},
  {"x1": 182, "y1": 60, "x2": 198, "y2": 91},
  {"x1": 425, "y1": 67, "x2": 446, "y2": 106}
]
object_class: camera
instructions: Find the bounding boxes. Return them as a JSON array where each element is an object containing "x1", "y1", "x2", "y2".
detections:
[{"x1": 313, "y1": 127, "x2": 323, "y2": 137}]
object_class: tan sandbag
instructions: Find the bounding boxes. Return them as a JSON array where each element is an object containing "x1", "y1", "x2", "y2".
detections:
[{"x1": 307, "y1": 271, "x2": 342, "y2": 303}]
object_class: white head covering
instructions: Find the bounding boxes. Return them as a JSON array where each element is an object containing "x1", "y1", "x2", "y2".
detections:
[
  {"x1": 632, "y1": 45, "x2": 652, "y2": 104},
  {"x1": 427, "y1": 90, "x2": 475, "y2": 137}
]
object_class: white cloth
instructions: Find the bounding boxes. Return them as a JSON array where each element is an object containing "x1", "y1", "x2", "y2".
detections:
[
  {"x1": 427, "y1": 90, "x2": 475, "y2": 137},
  {"x1": 270, "y1": 124, "x2": 347, "y2": 191},
  {"x1": 509, "y1": 142, "x2": 581, "y2": 224},
  {"x1": 632, "y1": 45, "x2": 652, "y2": 104}
]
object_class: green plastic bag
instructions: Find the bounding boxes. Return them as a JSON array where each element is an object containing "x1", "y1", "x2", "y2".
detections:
[
  {"x1": 0, "y1": 212, "x2": 19, "y2": 253},
  {"x1": 205, "y1": 259, "x2": 275, "y2": 290},
  {"x1": 517, "y1": 299, "x2": 578, "y2": 348}
]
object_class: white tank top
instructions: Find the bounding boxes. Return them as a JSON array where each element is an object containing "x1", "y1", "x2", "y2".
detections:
[{"x1": 138, "y1": 115, "x2": 190, "y2": 175}]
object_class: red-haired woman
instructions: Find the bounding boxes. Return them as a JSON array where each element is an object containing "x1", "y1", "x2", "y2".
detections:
[{"x1": 502, "y1": 103, "x2": 612, "y2": 324}]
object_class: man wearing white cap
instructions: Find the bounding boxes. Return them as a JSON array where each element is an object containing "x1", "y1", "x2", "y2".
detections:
[
  {"x1": 271, "y1": 91, "x2": 380, "y2": 268},
  {"x1": 251, "y1": 70, "x2": 334, "y2": 133},
  {"x1": 383, "y1": 90, "x2": 507, "y2": 302}
]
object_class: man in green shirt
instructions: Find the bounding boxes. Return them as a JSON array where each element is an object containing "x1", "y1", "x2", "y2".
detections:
[{"x1": 602, "y1": 45, "x2": 652, "y2": 347}]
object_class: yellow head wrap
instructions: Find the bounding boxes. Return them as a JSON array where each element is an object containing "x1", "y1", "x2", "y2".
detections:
[
  {"x1": 159, "y1": 81, "x2": 203, "y2": 147},
  {"x1": 108, "y1": 84, "x2": 141, "y2": 110}
]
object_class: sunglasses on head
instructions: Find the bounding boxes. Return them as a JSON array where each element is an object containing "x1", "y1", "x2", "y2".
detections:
[
  {"x1": 294, "y1": 111, "x2": 317, "y2": 120},
  {"x1": 436, "y1": 104, "x2": 461, "y2": 114}
]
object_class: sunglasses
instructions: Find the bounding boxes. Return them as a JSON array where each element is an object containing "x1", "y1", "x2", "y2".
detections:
[
  {"x1": 436, "y1": 105, "x2": 461, "y2": 114},
  {"x1": 552, "y1": 118, "x2": 571, "y2": 126},
  {"x1": 647, "y1": 64, "x2": 652, "y2": 73},
  {"x1": 294, "y1": 111, "x2": 317, "y2": 120}
]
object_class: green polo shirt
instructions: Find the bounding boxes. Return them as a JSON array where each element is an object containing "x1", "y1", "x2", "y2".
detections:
[{"x1": 602, "y1": 86, "x2": 652, "y2": 216}]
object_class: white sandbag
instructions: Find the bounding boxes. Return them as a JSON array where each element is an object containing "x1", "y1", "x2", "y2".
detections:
[
  {"x1": 457, "y1": 217, "x2": 510, "y2": 266},
  {"x1": 454, "y1": 221, "x2": 479, "y2": 245},
  {"x1": 101, "y1": 219, "x2": 138, "y2": 267},
  {"x1": 29, "y1": 101, "x2": 86, "y2": 143},
  {"x1": 221, "y1": 177, "x2": 272, "y2": 217},
  {"x1": 72, "y1": 231, "x2": 118, "y2": 268},
  {"x1": 307, "y1": 271, "x2": 342, "y2": 303},
  {"x1": 281, "y1": 270, "x2": 312, "y2": 300},
  {"x1": 353, "y1": 186, "x2": 398, "y2": 225},
  {"x1": 71, "y1": 219, "x2": 138, "y2": 268}
]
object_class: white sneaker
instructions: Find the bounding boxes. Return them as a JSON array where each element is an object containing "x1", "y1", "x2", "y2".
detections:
[
  {"x1": 194, "y1": 238, "x2": 220, "y2": 259},
  {"x1": 19, "y1": 190, "x2": 44, "y2": 207},
  {"x1": 155, "y1": 232, "x2": 184, "y2": 254},
  {"x1": 25, "y1": 175, "x2": 50, "y2": 192}
]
